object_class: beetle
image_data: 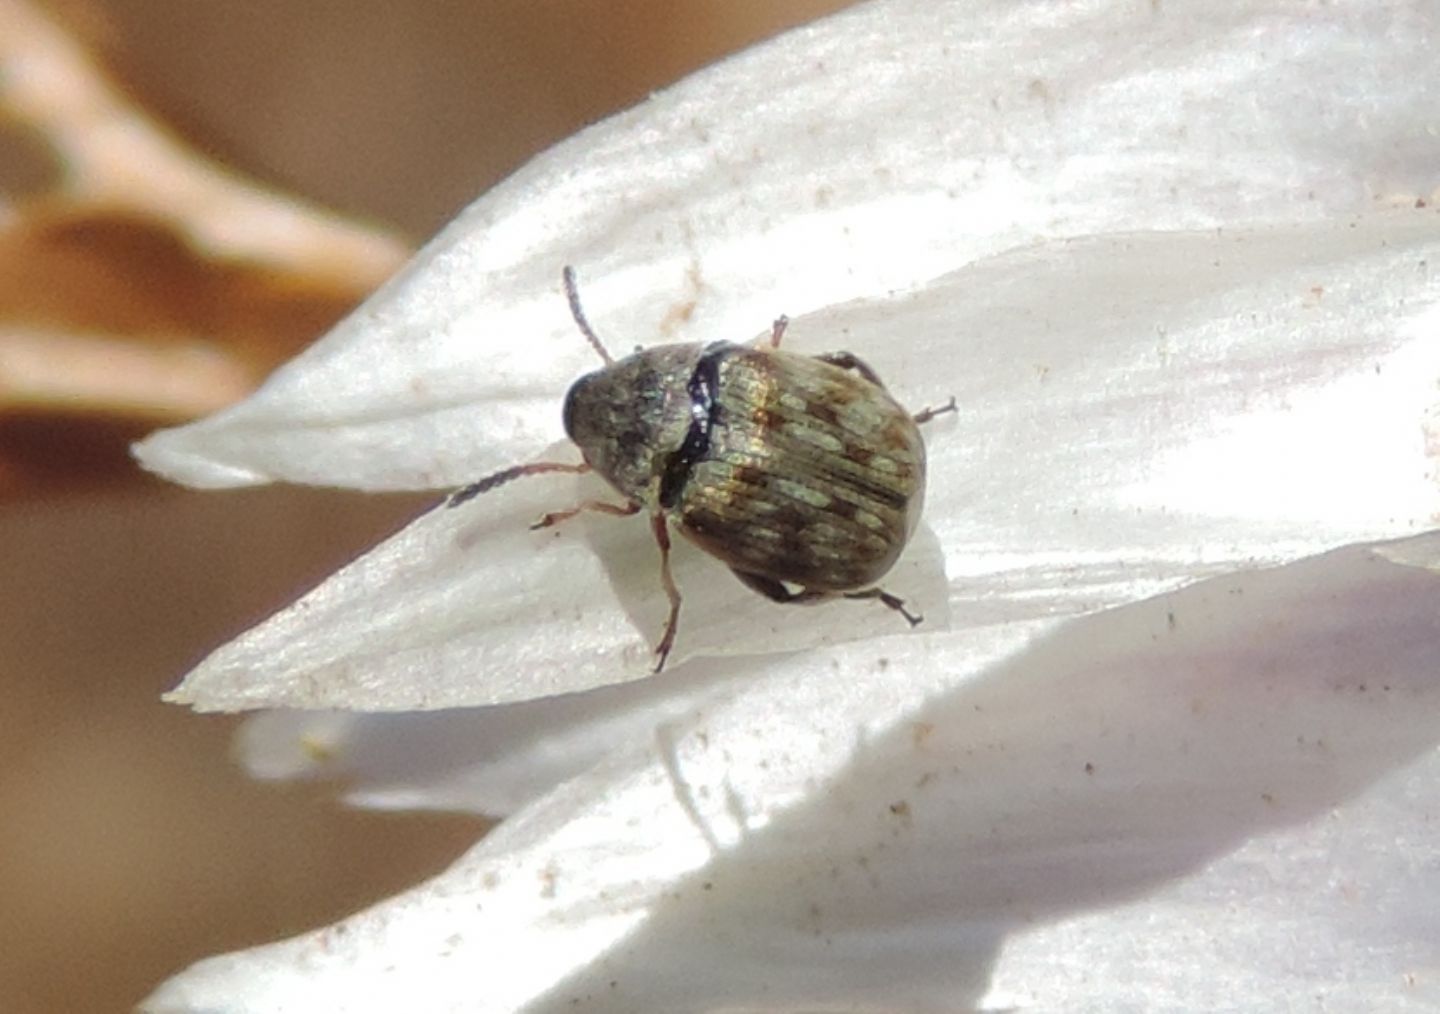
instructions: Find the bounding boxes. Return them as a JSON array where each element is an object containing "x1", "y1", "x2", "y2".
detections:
[{"x1": 449, "y1": 267, "x2": 955, "y2": 671}]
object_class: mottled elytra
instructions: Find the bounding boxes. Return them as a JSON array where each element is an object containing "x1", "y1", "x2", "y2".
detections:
[{"x1": 449, "y1": 267, "x2": 955, "y2": 671}]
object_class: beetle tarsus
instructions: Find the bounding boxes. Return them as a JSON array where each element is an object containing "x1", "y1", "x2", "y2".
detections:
[
  {"x1": 912, "y1": 396, "x2": 958, "y2": 426},
  {"x1": 843, "y1": 587, "x2": 923, "y2": 626},
  {"x1": 731, "y1": 570, "x2": 923, "y2": 627}
]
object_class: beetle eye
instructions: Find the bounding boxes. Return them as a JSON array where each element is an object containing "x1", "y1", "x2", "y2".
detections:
[{"x1": 561, "y1": 374, "x2": 591, "y2": 443}]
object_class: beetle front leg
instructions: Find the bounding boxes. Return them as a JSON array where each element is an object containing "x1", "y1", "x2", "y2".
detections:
[
  {"x1": 531, "y1": 498, "x2": 639, "y2": 530},
  {"x1": 650, "y1": 513, "x2": 683, "y2": 672}
]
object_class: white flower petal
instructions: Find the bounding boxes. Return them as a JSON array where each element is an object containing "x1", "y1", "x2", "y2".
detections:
[
  {"x1": 168, "y1": 214, "x2": 1440, "y2": 711},
  {"x1": 237, "y1": 670, "x2": 739, "y2": 816},
  {"x1": 987, "y1": 754, "x2": 1440, "y2": 1009},
  {"x1": 147, "y1": 537, "x2": 1440, "y2": 1011},
  {"x1": 143, "y1": 1, "x2": 1440, "y2": 1009},
  {"x1": 133, "y1": 0, "x2": 1439, "y2": 493}
]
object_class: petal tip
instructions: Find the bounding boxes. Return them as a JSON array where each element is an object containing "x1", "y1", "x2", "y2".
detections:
[{"x1": 132, "y1": 425, "x2": 270, "y2": 489}]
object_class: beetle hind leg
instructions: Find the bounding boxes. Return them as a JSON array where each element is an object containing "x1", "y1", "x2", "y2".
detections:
[
  {"x1": 912, "y1": 396, "x2": 958, "y2": 426},
  {"x1": 842, "y1": 586, "x2": 923, "y2": 626},
  {"x1": 732, "y1": 570, "x2": 922, "y2": 627},
  {"x1": 813, "y1": 350, "x2": 883, "y2": 387}
]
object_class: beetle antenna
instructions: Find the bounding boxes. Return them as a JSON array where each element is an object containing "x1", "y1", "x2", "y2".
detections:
[
  {"x1": 447, "y1": 461, "x2": 589, "y2": 508},
  {"x1": 562, "y1": 266, "x2": 614, "y2": 366}
]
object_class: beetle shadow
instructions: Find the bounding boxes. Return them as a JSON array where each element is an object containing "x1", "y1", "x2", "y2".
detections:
[{"x1": 570, "y1": 477, "x2": 953, "y2": 667}]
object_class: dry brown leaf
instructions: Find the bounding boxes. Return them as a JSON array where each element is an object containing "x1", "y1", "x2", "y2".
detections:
[{"x1": 0, "y1": 0, "x2": 410, "y2": 495}]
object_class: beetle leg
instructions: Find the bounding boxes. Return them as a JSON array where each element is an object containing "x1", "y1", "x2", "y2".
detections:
[
  {"x1": 448, "y1": 461, "x2": 590, "y2": 508},
  {"x1": 767, "y1": 315, "x2": 789, "y2": 349},
  {"x1": 912, "y1": 395, "x2": 958, "y2": 426},
  {"x1": 733, "y1": 569, "x2": 923, "y2": 627},
  {"x1": 650, "y1": 513, "x2": 683, "y2": 672},
  {"x1": 842, "y1": 587, "x2": 923, "y2": 626},
  {"x1": 530, "y1": 498, "x2": 639, "y2": 530},
  {"x1": 813, "y1": 350, "x2": 884, "y2": 387}
]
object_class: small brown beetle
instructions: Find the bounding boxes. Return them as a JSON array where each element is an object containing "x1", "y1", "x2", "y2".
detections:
[{"x1": 450, "y1": 268, "x2": 955, "y2": 671}]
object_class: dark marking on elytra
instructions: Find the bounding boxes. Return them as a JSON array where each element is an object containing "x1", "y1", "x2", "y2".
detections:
[
  {"x1": 730, "y1": 463, "x2": 770, "y2": 491},
  {"x1": 846, "y1": 443, "x2": 876, "y2": 467},
  {"x1": 807, "y1": 401, "x2": 842, "y2": 428},
  {"x1": 752, "y1": 406, "x2": 785, "y2": 431},
  {"x1": 824, "y1": 496, "x2": 863, "y2": 523},
  {"x1": 658, "y1": 341, "x2": 729, "y2": 509}
]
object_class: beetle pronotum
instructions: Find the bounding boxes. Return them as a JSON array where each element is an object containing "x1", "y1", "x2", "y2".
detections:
[{"x1": 450, "y1": 268, "x2": 955, "y2": 671}]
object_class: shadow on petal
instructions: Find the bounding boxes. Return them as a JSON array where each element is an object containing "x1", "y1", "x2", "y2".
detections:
[{"x1": 536, "y1": 534, "x2": 1440, "y2": 1011}]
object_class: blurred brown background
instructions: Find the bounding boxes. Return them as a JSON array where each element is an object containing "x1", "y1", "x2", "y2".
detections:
[{"x1": 0, "y1": 2, "x2": 855, "y2": 1009}]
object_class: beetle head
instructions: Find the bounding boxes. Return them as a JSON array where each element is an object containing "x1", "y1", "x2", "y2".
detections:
[{"x1": 562, "y1": 344, "x2": 703, "y2": 505}]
